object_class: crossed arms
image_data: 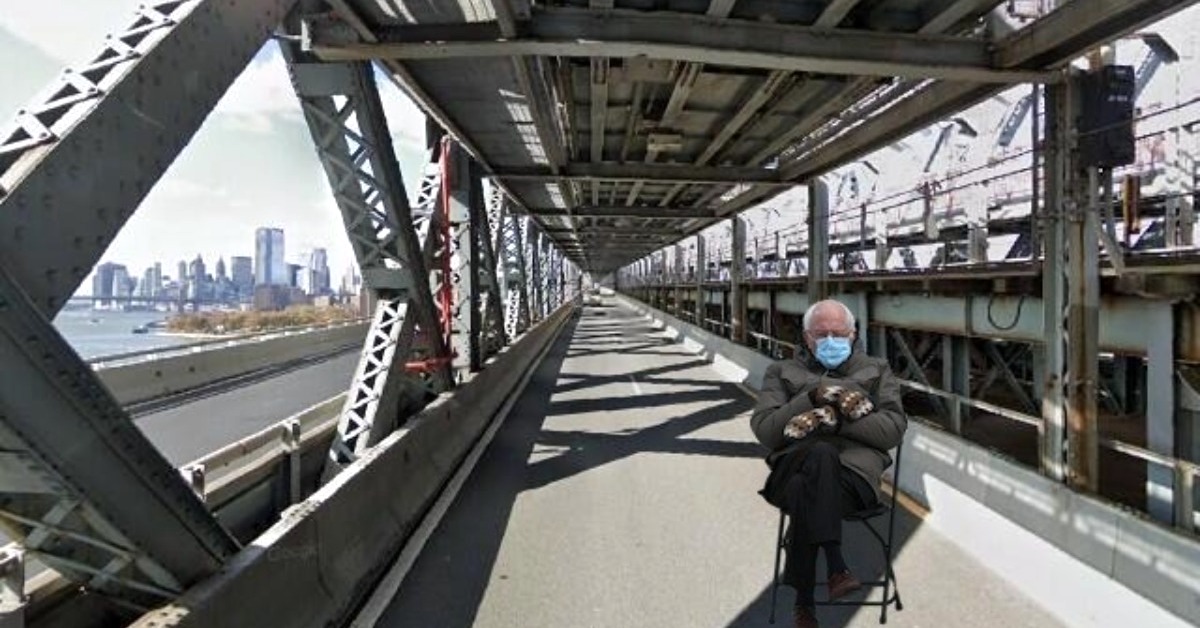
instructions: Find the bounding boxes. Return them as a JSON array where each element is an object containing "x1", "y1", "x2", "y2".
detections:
[{"x1": 750, "y1": 361, "x2": 907, "y2": 453}]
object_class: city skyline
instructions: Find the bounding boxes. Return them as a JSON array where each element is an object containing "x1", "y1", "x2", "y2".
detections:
[
  {"x1": 79, "y1": 229, "x2": 348, "y2": 297},
  {"x1": 0, "y1": 2, "x2": 428, "y2": 299},
  {"x1": 86, "y1": 249, "x2": 342, "y2": 306}
]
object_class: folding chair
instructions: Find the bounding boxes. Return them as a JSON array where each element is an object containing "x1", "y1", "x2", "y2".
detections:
[{"x1": 769, "y1": 444, "x2": 904, "y2": 625}]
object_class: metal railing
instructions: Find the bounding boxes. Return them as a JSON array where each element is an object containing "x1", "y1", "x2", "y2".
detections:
[
  {"x1": 89, "y1": 318, "x2": 370, "y2": 368},
  {"x1": 178, "y1": 394, "x2": 343, "y2": 506},
  {"x1": 7, "y1": 394, "x2": 346, "y2": 601},
  {"x1": 669, "y1": 302, "x2": 1200, "y2": 537}
]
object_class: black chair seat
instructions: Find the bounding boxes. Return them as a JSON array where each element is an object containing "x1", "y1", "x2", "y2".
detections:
[{"x1": 844, "y1": 503, "x2": 888, "y2": 521}]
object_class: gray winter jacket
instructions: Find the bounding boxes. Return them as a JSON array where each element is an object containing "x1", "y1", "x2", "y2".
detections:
[{"x1": 750, "y1": 350, "x2": 907, "y2": 502}]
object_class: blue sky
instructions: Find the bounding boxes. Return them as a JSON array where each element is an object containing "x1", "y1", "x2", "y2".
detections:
[{"x1": 0, "y1": 1, "x2": 429, "y2": 292}]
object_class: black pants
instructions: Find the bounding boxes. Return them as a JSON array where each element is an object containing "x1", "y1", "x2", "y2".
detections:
[{"x1": 779, "y1": 441, "x2": 876, "y2": 596}]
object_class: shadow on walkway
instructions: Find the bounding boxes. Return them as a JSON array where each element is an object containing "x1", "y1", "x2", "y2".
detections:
[{"x1": 725, "y1": 502, "x2": 921, "y2": 628}]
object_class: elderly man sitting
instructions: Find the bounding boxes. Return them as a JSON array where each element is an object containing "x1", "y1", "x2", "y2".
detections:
[{"x1": 751, "y1": 299, "x2": 907, "y2": 628}]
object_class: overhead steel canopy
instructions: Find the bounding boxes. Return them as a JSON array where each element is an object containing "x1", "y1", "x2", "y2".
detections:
[{"x1": 309, "y1": 0, "x2": 1197, "y2": 274}]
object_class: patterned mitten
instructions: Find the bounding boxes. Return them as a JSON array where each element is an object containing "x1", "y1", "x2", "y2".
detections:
[
  {"x1": 812, "y1": 384, "x2": 875, "y2": 421},
  {"x1": 836, "y1": 389, "x2": 875, "y2": 421},
  {"x1": 784, "y1": 406, "x2": 838, "y2": 440},
  {"x1": 811, "y1": 384, "x2": 844, "y2": 406}
]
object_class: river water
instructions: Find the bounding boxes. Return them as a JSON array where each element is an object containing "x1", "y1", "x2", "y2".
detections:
[{"x1": 53, "y1": 309, "x2": 190, "y2": 360}]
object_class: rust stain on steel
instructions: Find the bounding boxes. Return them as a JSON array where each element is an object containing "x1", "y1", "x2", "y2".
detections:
[{"x1": 1175, "y1": 302, "x2": 1200, "y2": 363}]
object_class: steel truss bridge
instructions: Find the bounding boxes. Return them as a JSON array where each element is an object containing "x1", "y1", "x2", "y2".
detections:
[{"x1": 1, "y1": 0, "x2": 1198, "y2": 626}]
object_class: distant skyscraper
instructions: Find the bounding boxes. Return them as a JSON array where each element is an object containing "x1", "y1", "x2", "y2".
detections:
[
  {"x1": 340, "y1": 265, "x2": 362, "y2": 296},
  {"x1": 111, "y1": 265, "x2": 131, "y2": 300},
  {"x1": 189, "y1": 254, "x2": 206, "y2": 284},
  {"x1": 216, "y1": 257, "x2": 227, "y2": 281},
  {"x1": 141, "y1": 267, "x2": 155, "y2": 298},
  {"x1": 306, "y1": 248, "x2": 330, "y2": 296},
  {"x1": 152, "y1": 262, "x2": 163, "y2": 298},
  {"x1": 177, "y1": 260, "x2": 188, "y2": 283},
  {"x1": 92, "y1": 262, "x2": 118, "y2": 307},
  {"x1": 287, "y1": 263, "x2": 303, "y2": 288},
  {"x1": 231, "y1": 256, "x2": 253, "y2": 297},
  {"x1": 255, "y1": 227, "x2": 286, "y2": 286}
]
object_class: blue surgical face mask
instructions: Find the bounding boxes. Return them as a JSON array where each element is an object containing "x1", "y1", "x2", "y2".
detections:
[{"x1": 815, "y1": 336, "x2": 852, "y2": 370}]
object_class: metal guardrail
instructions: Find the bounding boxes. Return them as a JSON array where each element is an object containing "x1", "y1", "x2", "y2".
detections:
[
  {"x1": 745, "y1": 325, "x2": 1200, "y2": 534},
  {"x1": 178, "y1": 395, "x2": 343, "y2": 505},
  {"x1": 6, "y1": 394, "x2": 347, "y2": 606},
  {"x1": 89, "y1": 318, "x2": 370, "y2": 368}
]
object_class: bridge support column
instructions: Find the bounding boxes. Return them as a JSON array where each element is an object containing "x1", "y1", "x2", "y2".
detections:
[
  {"x1": 695, "y1": 236, "x2": 706, "y2": 325},
  {"x1": 673, "y1": 243, "x2": 684, "y2": 317},
  {"x1": 808, "y1": 178, "x2": 830, "y2": 303},
  {"x1": 1146, "y1": 303, "x2": 1175, "y2": 523},
  {"x1": 287, "y1": 54, "x2": 452, "y2": 473},
  {"x1": 447, "y1": 143, "x2": 476, "y2": 375},
  {"x1": 478, "y1": 178, "x2": 508, "y2": 362},
  {"x1": 874, "y1": 203, "x2": 890, "y2": 270},
  {"x1": 1178, "y1": 369, "x2": 1200, "y2": 533},
  {"x1": 1038, "y1": 78, "x2": 1070, "y2": 483},
  {"x1": 943, "y1": 335, "x2": 971, "y2": 434},
  {"x1": 1065, "y1": 125, "x2": 1102, "y2": 493},
  {"x1": 1041, "y1": 71, "x2": 1103, "y2": 492},
  {"x1": 658, "y1": 249, "x2": 668, "y2": 291},
  {"x1": 730, "y1": 216, "x2": 747, "y2": 344},
  {"x1": 1164, "y1": 121, "x2": 1196, "y2": 246},
  {"x1": 502, "y1": 213, "x2": 529, "y2": 336},
  {"x1": 529, "y1": 228, "x2": 543, "y2": 322},
  {"x1": 967, "y1": 197, "x2": 989, "y2": 264},
  {"x1": 561, "y1": 254, "x2": 568, "y2": 306}
]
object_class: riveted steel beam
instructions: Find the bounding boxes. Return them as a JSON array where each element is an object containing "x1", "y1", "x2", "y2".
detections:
[
  {"x1": 306, "y1": 7, "x2": 1053, "y2": 84},
  {"x1": 282, "y1": 48, "x2": 452, "y2": 472},
  {"x1": 495, "y1": 162, "x2": 785, "y2": 185},
  {"x1": 528, "y1": 205, "x2": 717, "y2": 219},
  {"x1": 0, "y1": 264, "x2": 239, "y2": 604},
  {"x1": 0, "y1": 0, "x2": 285, "y2": 603},
  {"x1": 0, "y1": 0, "x2": 295, "y2": 316}
]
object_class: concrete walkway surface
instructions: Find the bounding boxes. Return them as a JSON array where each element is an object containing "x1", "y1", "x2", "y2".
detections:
[{"x1": 376, "y1": 301, "x2": 1064, "y2": 628}]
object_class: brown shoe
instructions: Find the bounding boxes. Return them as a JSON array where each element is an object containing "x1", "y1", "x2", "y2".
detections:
[
  {"x1": 827, "y1": 570, "x2": 862, "y2": 601},
  {"x1": 793, "y1": 605, "x2": 819, "y2": 628}
]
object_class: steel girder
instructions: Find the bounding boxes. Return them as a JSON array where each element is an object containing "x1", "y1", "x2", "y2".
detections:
[
  {"x1": 305, "y1": 7, "x2": 1051, "y2": 84},
  {"x1": 503, "y1": 212, "x2": 532, "y2": 338},
  {"x1": 445, "y1": 144, "x2": 506, "y2": 373},
  {"x1": 0, "y1": 0, "x2": 292, "y2": 604},
  {"x1": 476, "y1": 179, "x2": 508, "y2": 362},
  {"x1": 543, "y1": 233, "x2": 559, "y2": 316},
  {"x1": 0, "y1": 0, "x2": 295, "y2": 316},
  {"x1": 0, "y1": 264, "x2": 239, "y2": 605},
  {"x1": 282, "y1": 51, "x2": 452, "y2": 472},
  {"x1": 1039, "y1": 80, "x2": 1069, "y2": 482},
  {"x1": 528, "y1": 227, "x2": 544, "y2": 321},
  {"x1": 446, "y1": 142, "x2": 476, "y2": 375}
]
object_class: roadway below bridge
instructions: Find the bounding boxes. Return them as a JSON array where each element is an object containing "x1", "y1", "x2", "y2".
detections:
[
  {"x1": 3, "y1": 350, "x2": 358, "y2": 569},
  {"x1": 134, "y1": 349, "x2": 358, "y2": 465},
  {"x1": 369, "y1": 300, "x2": 1061, "y2": 627}
]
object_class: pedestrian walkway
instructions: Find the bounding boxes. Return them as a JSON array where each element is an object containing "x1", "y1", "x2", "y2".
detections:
[{"x1": 376, "y1": 301, "x2": 1064, "y2": 627}]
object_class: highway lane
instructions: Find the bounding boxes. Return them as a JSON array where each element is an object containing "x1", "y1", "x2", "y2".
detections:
[
  {"x1": 134, "y1": 350, "x2": 358, "y2": 465},
  {"x1": 3, "y1": 349, "x2": 359, "y2": 576}
]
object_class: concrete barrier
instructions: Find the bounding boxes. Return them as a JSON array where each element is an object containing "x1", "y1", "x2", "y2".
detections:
[
  {"x1": 130, "y1": 305, "x2": 577, "y2": 628},
  {"x1": 620, "y1": 295, "x2": 1199, "y2": 628},
  {"x1": 94, "y1": 322, "x2": 368, "y2": 405}
]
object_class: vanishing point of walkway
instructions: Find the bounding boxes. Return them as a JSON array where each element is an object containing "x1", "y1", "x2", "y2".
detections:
[{"x1": 377, "y1": 301, "x2": 1064, "y2": 627}]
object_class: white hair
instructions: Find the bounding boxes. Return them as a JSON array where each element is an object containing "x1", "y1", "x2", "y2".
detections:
[{"x1": 803, "y1": 300, "x2": 856, "y2": 332}]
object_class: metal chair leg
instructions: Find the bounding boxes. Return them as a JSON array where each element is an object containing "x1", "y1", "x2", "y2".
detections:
[{"x1": 770, "y1": 510, "x2": 785, "y2": 624}]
